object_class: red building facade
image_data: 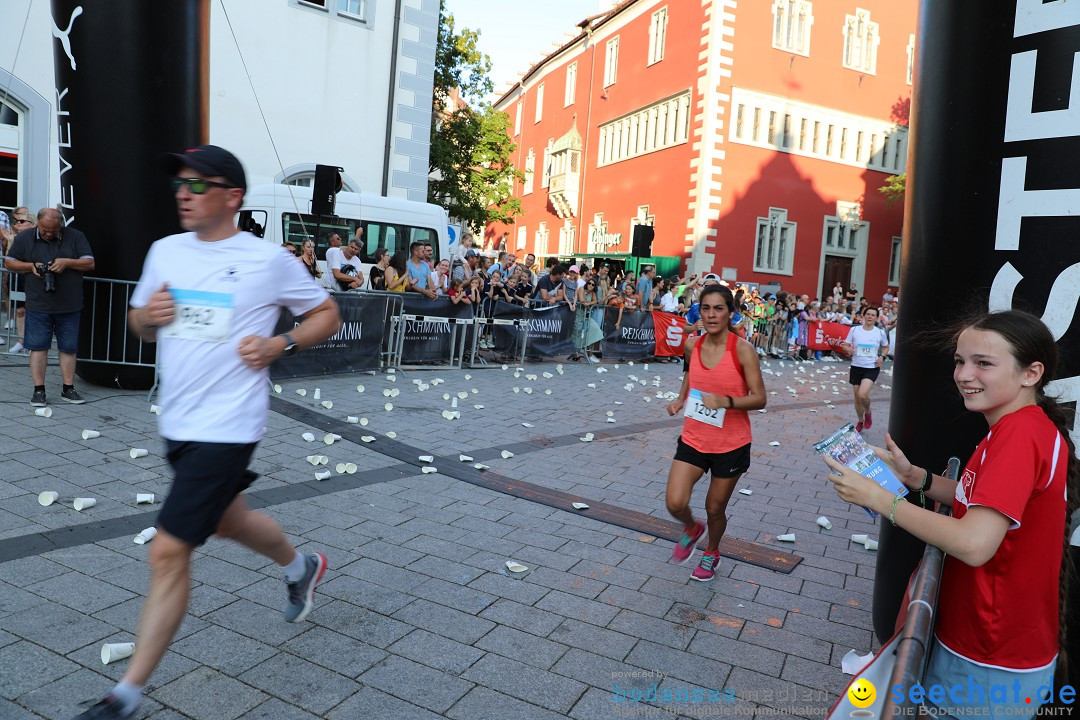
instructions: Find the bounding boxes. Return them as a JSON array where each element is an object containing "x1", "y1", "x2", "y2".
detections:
[{"x1": 487, "y1": 0, "x2": 916, "y2": 301}]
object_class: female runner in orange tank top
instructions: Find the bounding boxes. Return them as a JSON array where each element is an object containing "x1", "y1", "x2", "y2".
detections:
[{"x1": 664, "y1": 285, "x2": 768, "y2": 581}]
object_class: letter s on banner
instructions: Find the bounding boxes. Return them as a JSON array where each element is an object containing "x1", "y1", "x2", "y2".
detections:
[
  {"x1": 666, "y1": 321, "x2": 683, "y2": 347},
  {"x1": 989, "y1": 261, "x2": 1080, "y2": 341}
]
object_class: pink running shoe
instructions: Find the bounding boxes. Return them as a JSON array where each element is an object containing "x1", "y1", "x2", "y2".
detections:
[
  {"x1": 671, "y1": 522, "x2": 705, "y2": 565},
  {"x1": 856, "y1": 421, "x2": 864, "y2": 433},
  {"x1": 864, "y1": 409, "x2": 873, "y2": 429},
  {"x1": 691, "y1": 551, "x2": 719, "y2": 582}
]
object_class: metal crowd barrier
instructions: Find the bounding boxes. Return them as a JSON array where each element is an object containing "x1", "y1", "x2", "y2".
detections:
[
  {"x1": 392, "y1": 311, "x2": 471, "y2": 371},
  {"x1": 880, "y1": 457, "x2": 958, "y2": 718}
]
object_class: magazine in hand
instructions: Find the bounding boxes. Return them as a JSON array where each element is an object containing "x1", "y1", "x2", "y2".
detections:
[{"x1": 814, "y1": 423, "x2": 908, "y2": 518}]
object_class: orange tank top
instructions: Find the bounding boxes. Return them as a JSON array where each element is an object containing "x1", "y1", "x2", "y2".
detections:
[{"x1": 681, "y1": 333, "x2": 752, "y2": 453}]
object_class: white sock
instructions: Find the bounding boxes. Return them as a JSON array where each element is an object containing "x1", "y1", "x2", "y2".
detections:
[
  {"x1": 111, "y1": 680, "x2": 143, "y2": 714},
  {"x1": 282, "y1": 551, "x2": 306, "y2": 582}
]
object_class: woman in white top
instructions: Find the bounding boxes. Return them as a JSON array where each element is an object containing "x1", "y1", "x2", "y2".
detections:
[
  {"x1": 659, "y1": 284, "x2": 681, "y2": 313},
  {"x1": 842, "y1": 306, "x2": 889, "y2": 433},
  {"x1": 429, "y1": 258, "x2": 451, "y2": 296}
]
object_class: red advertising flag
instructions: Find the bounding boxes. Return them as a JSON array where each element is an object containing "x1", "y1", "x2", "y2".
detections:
[
  {"x1": 653, "y1": 311, "x2": 686, "y2": 357},
  {"x1": 808, "y1": 321, "x2": 850, "y2": 352}
]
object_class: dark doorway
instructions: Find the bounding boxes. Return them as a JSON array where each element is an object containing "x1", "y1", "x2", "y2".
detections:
[{"x1": 822, "y1": 255, "x2": 853, "y2": 303}]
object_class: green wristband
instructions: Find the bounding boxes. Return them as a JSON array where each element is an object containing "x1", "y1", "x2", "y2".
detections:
[{"x1": 889, "y1": 493, "x2": 904, "y2": 527}]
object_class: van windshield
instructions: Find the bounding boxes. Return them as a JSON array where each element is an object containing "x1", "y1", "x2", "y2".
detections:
[{"x1": 283, "y1": 212, "x2": 439, "y2": 263}]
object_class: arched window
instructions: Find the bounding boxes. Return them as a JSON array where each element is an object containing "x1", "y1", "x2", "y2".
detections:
[{"x1": 842, "y1": 9, "x2": 879, "y2": 74}]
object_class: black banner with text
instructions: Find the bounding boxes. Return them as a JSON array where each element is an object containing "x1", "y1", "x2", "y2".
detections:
[
  {"x1": 270, "y1": 292, "x2": 386, "y2": 379},
  {"x1": 400, "y1": 295, "x2": 474, "y2": 364},
  {"x1": 602, "y1": 308, "x2": 655, "y2": 359}
]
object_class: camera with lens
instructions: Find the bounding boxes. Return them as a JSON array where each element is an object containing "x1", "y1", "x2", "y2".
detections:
[{"x1": 35, "y1": 263, "x2": 56, "y2": 293}]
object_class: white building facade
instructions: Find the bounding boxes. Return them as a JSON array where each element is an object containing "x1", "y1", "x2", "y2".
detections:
[{"x1": 0, "y1": 0, "x2": 439, "y2": 213}]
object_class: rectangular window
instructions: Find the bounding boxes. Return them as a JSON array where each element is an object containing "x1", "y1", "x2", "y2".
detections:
[
  {"x1": 535, "y1": 83, "x2": 544, "y2": 123},
  {"x1": 299, "y1": 0, "x2": 327, "y2": 8},
  {"x1": 812, "y1": 121, "x2": 820, "y2": 152},
  {"x1": 338, "y1": 0, "x2": 364, "y2": 18},
  {"x1": 855, "y1": 130, "x2": 863, "y2": 162},
  {"x1": 752, "y1": 108, "x2": 761, "y2": 142},
  {"x1": 284, "y1": 213, "x2": 437, "y2": 264},
  {"x1": 799, "y1": 118, "x2": 807, "y2": 150},
  {"x1": 648, "y1": 7, "x2": 668, "y2": 65},
  {"x1": 782, "y1": 114, "x2": 792, "y2": 148},
  {"x1": 840, "y1": 128, "x2": 848, "y2": 159},
  {"x1": 565, "y1": 63, "x2": 577, "y2": 107},
  {"x1": 736, "y1": 104, "x2": 745, "y2": 139},
  {"x1": 889, "y1": 236, "x2": 902, "y2": 285},
  {"x1": 596, "y1": 91, "x2": 691, "y2": 167},
  {"x1": 516, "y1": 226, "x2": 527, "y2": 249},
  {"x1": 541, "y1": 141, "x2": 553, "y2": 188},
  {"x1": 826, "y1": 124, "x2": 834, "y2": 156},
  {"x1": 907, "y1": 34, "x2": 916, "y2": 85},
  {"x1": 523, "y1": 148, "x2": 535, "y2": 195},
  {"x1": 767, "y1": 111, "x2": 777, "y2": 145},
  {"x1": 754, "y1": 209, "x2": 796, "y2": 275},
  {"x1": 842, "y1": 9, "x2": 879, "y2": 74},
  {"x1": 605, "y1": 37, "x2": 619, "y2": 87},
  {"x1": 772, "y1": 0, "x2": 813, "y2": 56},
  {"x1": 514, "y1": 102, "x2": 522, "y2": 136}
]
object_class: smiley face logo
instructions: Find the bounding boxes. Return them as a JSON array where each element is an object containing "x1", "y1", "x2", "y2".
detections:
[{"x1": 847, "y1": 679, "x2": 876, "y2": 709}]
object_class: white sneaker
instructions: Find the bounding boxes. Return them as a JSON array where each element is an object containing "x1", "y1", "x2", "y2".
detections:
[
  {"x1": 8, "y1": 342, "x2": 25, "y2": 354},
  {"x1": 0, "y1": 336, "x2": 5, "y2": 345}
]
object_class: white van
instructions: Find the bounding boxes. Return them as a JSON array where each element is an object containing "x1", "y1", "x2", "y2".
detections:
[{"x1": 238, "y1": 183, "x2": 451, "y2": 289}]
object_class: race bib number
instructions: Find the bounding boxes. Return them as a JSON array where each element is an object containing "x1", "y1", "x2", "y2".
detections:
[
  {"x1": 162, "y1": 289, "x2": 234, "y2": 343},
  {"x1": 856, "y1": 344, "x2": 876, "y2": 358},
  {"x1": 685, "y1": 389, "x2": 725, "y2": 428}
]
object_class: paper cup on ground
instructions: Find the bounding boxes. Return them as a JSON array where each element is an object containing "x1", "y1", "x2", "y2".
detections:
[
  {"x1": 133, "y1": 527, "x2": 157, "y2": 545},
  {"x1": 315, "y1": 470, "x2": 331, "y2": 481},
  {"x1": 776, "y1": 533, "x2": 796, "y2": 542},
  {"x1": 81, "y1": 429, "x2": 100, "y2": 440},
  {"x1": 150, "y1": 404, "x2": 162, "y2": 414},
  {"x1": 38, "y1": 491, "x2": 59, "y2": 506},
  {"x1": 100, "y1": 642, "x2": 135, "y2": 665},
  {"x1": 321, "y1": 401, "x2": 333, "y2": 409},
  {"x1": 864, "y1": 539, "x2": 879, "y2": 551},
  {"x1": 419, "y1": 455, "x2": 434, "y2": 463},
  {"x1": 346, "y1": 416, "x2": 359, "y2": 424},
  {"x1": 136, "y1": 493, "x2": 155, "y2": 505},
  {"x1": 816, "y1": 516, "x2": 833, "y2": 531},
  {"x1": 851, "y1": 534, "x2": 869, "y2": 544},
  {"x1": 73, "y1": 497, "x2": 96, "y2": 511},
  {"x1": 35, "y1": 407, "x2": 52, "y2": 418},
  {"x1": 335, "y1": 463, "x2": 347, "y2": 474},
  {"x1": 129, "y1": 448, "x2": 148, "y2": 459},
  {"x1": 302, "y1": 432, "x2": 316, "y2": 442},
  {"x1": 313, "y1": 388, "x2": 321, "y2": 400},
  {"x1": 345, "y1": 463, "x2": 357, "y2": 474}
]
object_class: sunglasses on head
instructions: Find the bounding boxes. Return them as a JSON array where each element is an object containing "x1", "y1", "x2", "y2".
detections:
[{"x1": 172, "y1": 177, "x2": 237, "y2": 195}]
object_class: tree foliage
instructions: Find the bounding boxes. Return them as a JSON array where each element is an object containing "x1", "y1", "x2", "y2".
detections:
[
  {"x1": 428, "y1": 1, "x2": 521, "y2": 228},
  {"x1": 879, "y1": 173, "x2": 906, "y2": 206}
]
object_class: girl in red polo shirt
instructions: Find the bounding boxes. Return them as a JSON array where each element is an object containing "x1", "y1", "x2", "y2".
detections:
[
  {"x1": 664, "y1": 285, "x2": 768, "y2": 581},
  {"x1": 824, "y1": 310, "x2": 1078, "y2": 713}
]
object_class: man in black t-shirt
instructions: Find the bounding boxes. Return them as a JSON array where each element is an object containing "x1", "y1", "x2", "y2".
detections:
[
  {"x1": 536, "y1": 264, "x2": 567, "y2": 304},
  {"x1": 4, "y1": 208, "x2": 95, "y2": 406}
]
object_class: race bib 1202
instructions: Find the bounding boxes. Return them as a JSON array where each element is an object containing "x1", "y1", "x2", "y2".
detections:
[
  {"x1": 161, "y1": 289, "x2": 234, "y2": 343},
  {"x1": 685, "y1": 388, "x2": 725, "y2": 428}
]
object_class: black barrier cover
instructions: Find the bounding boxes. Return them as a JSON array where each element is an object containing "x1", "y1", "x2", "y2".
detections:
[
  {"x1": 602, "y1": 309, "x2": 655, "y2": 359},
  {"x1": 400, "y1": 295, "x2": 473, "y2": 364},
  {"x1": 491, "y1": 300, "x2": 527, "y2": 354},
  {"x1": 52, "y1": 0, "x2": 209, "y2": 388},
  {"x1": 270, "y1": 293, "x2": 385, "y2": 379},
  {"x1": 882, "y1": 0, "x2": 1080, "y2": 670},
  {"x1": 526, "y1": 304, "x2": 577, "y2": 357}
]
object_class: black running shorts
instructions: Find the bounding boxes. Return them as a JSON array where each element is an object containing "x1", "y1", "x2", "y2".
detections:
[
  {"x1": 674, "y1": 437, "x2": 751, "y2": 478},
  {"x1": 157, "y1": 440, "x2": 258, "y2": 546},
  {"x1": 849, "y1": 366, "x2": 881, "y2": 385}
]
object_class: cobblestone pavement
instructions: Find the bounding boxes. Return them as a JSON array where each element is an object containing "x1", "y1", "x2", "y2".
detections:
[{"x1": 0, "y1": 351, "x2": 895, "y2": 720}]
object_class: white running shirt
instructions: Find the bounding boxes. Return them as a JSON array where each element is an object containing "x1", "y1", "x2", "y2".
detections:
[
  {"x1": 845, "y1": 325, "x2": 889, "y2": 369},
  {"x1": 131, "y1": 232, "x2": 329, "y2": 443}
]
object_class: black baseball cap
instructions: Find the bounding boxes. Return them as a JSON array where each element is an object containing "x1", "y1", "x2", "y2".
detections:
[{"x1": 163, "y1": 145, "x2": 247, "y2": 190}]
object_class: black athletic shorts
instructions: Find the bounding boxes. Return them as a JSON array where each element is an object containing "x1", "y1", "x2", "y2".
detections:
[
  {"x1": 157, "y1": 440, "x2": 258, "y2": 546},
  {"x1": 674, "y1": 437, "x2": 751, "y2": 478},
  {"x1": 849, "y1": 366, "x2": 881, "y2": 385}
]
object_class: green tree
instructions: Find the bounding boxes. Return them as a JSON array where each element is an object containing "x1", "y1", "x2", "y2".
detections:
[
  {"x1": 879, "y1": 173, "x2": 906, "y2": 205},
  {"x1": 428, "y1": 1, "x2": 521, "y2": 228}
]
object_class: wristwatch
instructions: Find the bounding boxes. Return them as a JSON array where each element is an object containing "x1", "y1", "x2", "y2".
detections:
[{"x1": 281, "y1": 333, "x2": 299, "y2": 357}]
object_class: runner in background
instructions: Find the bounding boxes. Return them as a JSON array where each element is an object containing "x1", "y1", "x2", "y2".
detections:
[
  {"x1": 664, "y1": 284, "x2": 767, "y2": 582},
  {"x1": 842, "y1": 306, "x2": 889, "y2": 432}
]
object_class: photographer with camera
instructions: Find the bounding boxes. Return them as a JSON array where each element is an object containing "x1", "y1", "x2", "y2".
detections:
[{"x1": 3, "y1": 208, "x2": 94, "y2": 406}]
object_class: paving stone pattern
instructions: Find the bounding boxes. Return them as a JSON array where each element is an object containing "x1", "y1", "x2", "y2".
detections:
[{"x1": 0, "y1": 354, "x2": 894, "y2": 719}]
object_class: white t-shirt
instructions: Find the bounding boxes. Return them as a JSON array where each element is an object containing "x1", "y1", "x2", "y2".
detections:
[
  {"x1": 326, "y1": 246, "x2": 345, "y2": 273},
  {"x1": 659, "y1": 291, "x2": 680, "y2": 313},
  {"x1": 845, "y1": 325, "x2": 889, "y2": 369},
  {"x1": 131, "y1": 232, "x2": 329, "y2": 443}
]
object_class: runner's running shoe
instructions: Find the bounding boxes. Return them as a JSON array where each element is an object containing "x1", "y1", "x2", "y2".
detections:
[
  {"x1": 691, "y1": 551, "x2": 720, "y2": 582},
  {"x1": 284, "y1": 552, "x2": 327, "y2": 623},
  {"x1": 69, "y1": 694, "x2": 135, "y2": 720},
  {"x1": 864, "y1": 409, "x2": 873, "y2": 429},
  {"x1": 671, "y1": 521, "x2": 705, "y2": 565},
  {"x1": 856, "y1": 421, "x2": 864, "y2": 433}
]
